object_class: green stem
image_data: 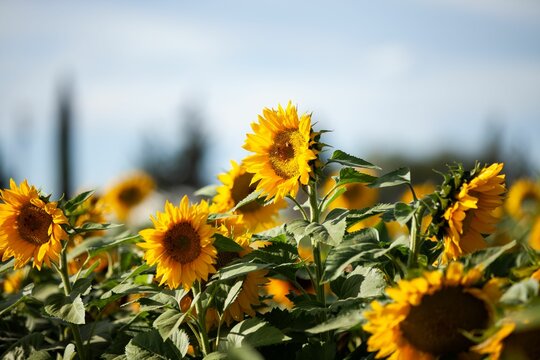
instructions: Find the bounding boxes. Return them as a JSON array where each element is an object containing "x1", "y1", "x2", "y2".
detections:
[
  {"x1": 192, "y1": 282, "x2": 211, "y2": 356},
  {"x1": 57, "y1": 245, "x2": 87, "y2": 360},
  {"x1": 407, "y1": 204, "x2": 426, "y2": 269}
]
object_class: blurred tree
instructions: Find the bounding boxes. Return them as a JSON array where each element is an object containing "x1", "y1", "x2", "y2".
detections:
[{"x1": 140, "y1": 105, "x2": 207, "y2": 191}]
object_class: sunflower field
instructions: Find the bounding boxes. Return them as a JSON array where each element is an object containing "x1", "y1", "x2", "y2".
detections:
[{"x1": 1, "y1": 102, "x2": 540, "y2": 360}]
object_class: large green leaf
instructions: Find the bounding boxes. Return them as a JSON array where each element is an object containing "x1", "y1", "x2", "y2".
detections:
[
  {"x1": 227, "y1": 318, "x2": 290, "y2": 348},
  {"x1": 170, "y1": 329, "x2": 190, "y2": 358},
  {"x1": 0, "y1": 333, "x2": 45, "y2": 360},
  {"x1": 125, "y1": 330, "x2": 182, "y2": 360},
  {"x1": 335, "y1": 167, "x2": 377, "y2": 187},
  {"x1": 153, "y1": 309, "x2": 189, "y2": 340},
  {"x1": 231, "y1": 190, "x2": 264, "y2": 212},
  {"x1": 331, "y1": 266, "x2": 387, "y2": 299},
  {"x1": 44, "y1": 293, "x2": 85, "y2": 324},
  {"x1": 63, "y1": 190, "x2": 94, "y2": 214},
  {"x1": 218, "y1": 262, "x2": 269, "y2": 281},
  {"x1": 500, "y1": 279, "x2": 539, "y2": 306},
  {"x1": 346, "y1": 204, "x2": 393, "y2": 229},
  {"x1": 307, "y1": 311, "x2": 363, "y2": 334},
  {"x1": 327, "y1": 150, "x2": 380, "y2": 170},
  {"x1": 322, "y1": 228, "x2": 380, "y2": 282},
  {"x1": 223, "y1": 279, "x2": 244, "y2": 311}
]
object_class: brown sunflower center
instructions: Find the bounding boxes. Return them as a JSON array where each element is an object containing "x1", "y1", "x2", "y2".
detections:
[
  {"x1": 269, "y1": 130, "x2": 303, "y2": 179},
  {"x1": 163, "y1": 222, "x2": 201, "y2": 264},
  {"x1": 399, "y1": 286, "x2": 490, "y2": 356},
  {"x1": 17, "y1": 204, "x2": 53, "y2": 245},
  {"x1": 231, "y1": 173, "x2": 261, "y2": 213},
  {"x1": 344, "y1": 184, "x2": 364, "y2": 202},
  {"x1": 118, "y1": 186, "x2": 143, "y2": 206},
  {"x1": 504, "y1": 328, "x2": 540, "y2": 360}
]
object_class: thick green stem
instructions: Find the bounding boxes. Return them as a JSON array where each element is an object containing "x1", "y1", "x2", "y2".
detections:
[
  {"x1": 58, "y1": 246, "x2": 87, "y2": 360},
  {"x1": 192, "y1": 282, "x2": 211, "y2": 356}
]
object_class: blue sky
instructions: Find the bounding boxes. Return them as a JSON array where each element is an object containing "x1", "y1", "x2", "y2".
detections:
[{"x1": 1, "y1": 0, "x2": 540, "y2": 195}]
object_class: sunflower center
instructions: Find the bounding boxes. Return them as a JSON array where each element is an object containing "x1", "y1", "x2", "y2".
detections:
[
  {"x1": 231, "y1": 173, "x2": 262, "y2": 213},
  {"x1": 118, "y1": 186, "x2": 143, "y2": 206},
  {"x1": 399, "y1": 286, "x2": 490, "y2": 355},
  {"x1": 344, "y1": 184, "x2": 363, "y2": 202},
  {"x1": 17, "y1": 204, "x2": 53, "y2": 245},
  {"x1": 163, "y1": 222, "x2": 201, "y2": 264},
  {"x1": 269, "y1": 130, "x2": 303, "y2": 179}
]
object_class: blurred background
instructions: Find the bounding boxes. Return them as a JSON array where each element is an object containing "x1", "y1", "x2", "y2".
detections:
[{"x1": 1, "y1": 0, "x2": 539, "y2": 198}]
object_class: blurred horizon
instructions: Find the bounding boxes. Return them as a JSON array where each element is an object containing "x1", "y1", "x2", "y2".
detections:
[{"x1": 1, "y1": 1, "x2": 540, "y2": 196}]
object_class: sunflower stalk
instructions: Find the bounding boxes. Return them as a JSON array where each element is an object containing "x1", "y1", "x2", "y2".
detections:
[
  {"x1": 192, "y1": 281, "x2": 211, "y2": 356},
  {"x1": 56, "y1": 239, "x2": 87, "y2": 360}
]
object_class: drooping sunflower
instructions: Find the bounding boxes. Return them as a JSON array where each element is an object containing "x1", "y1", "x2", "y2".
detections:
[
  {"x1": 473, "y1": 321, "x2": 540, "y2": 360},
  {"x1": 104, "y1": 172, "x2": 155, "y2": 221},
  {"x1": 213, "y1": 160, "x2": 286, "y2": 233},
  {"x1": 363, "y1": 262, "x2": 495, "y2": 359},
  {"x1": 138, "y1": 196, "x2": 217, "y2": 290},
  {"x1": 0, "y1": 179, "x2": 68, "y2": 270},
  {"x1": 243, "y1": 102, "x2": 318, "y2": 202},
  {"x1": 439, "y1": 163, "x2": 506, "y2": 263},
  {"x1": 505, "y1": 179, "x2": 540, "y2": 220}
]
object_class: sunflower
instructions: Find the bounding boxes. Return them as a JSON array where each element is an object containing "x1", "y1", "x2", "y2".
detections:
[
  {"x1": 505, "y1": 179, "x2": 540, "y2": 220},
  {"x1": 243, "y1": 102, "x2": 318, "y2": 202},
  {"x1": 441, "y1": 163, "x2": 506, "y2": 263},
  {"x1": 264, "y1": 278, "x2": 296, "y2": 309},
  {"x1": 138, "y1": 196, "x2": 217, "y2": 290},
  {"x1": 104, "y1": 172, "x2": 155, "y2": 221},
  {"x1": 213, "y1": 160, "x2": 286, "y2": 232},
  {"x1": 473, "y1": 321, "x2": 540, "y2": 360},
  {"x1": 0, "y1": 179, "x2": 68, "y2": 270},
  {"x1": 363, "y1": 262, "x2": 495, "y2": 359}
]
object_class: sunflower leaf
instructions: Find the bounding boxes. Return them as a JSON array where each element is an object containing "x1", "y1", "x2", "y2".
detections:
[
  {"x1": 214, "y1": 233, "x2": 245, "y2": 253},
  {"x1": 44, "y1": 293, "x2": 85, "y2": 324},
  {"x1": 306, "y1": 311, "x2": 364, "y2": 334},
  {"x1": 125, "y1": 329, "x2": 182, "y2": 359},
  {"x1": 170, "y1": 329, "x2": 190, "y2": 358},
  {"x1": 328, "y1": 150, "x2": 380, "y2": 170},
  {"x1": 231, "y1": 190, "x2": 264, "y2": 212},
  {"x1": 335, "y1": 167, "x2": 377, "y2": 187},
  {"x1": 500, "y1": 279, "x2": 539, "y2": 306},
  {"x1": 194, "y1": 184, "x2": 218, "y2": 198},
  {"x1": 63, "y1": 190, "x2": 95, "y2": 214},
  {"x1": 223, "y1": 279, "x2": 244, "y2": 312},
  {"x1": 227, "y1": 318, "x2": 291, "y2": 348},
  {"x1": 321, "y1": 228, "x2": 380, "y2": 283},
  {"x1": 217, "y1": 262, "x2": 269, "y2": 281},
  {"x1": 153, "y1": 309, "x2": 189, "y2": 340},
  {"x1": 368, "y1": 167, "x2": 410, "y2": 188},
  {"x1": 346, "y1": 204, "x2": 394, "y2": 229},
  {"x1": 394, "y1": 202, "x2": 415, "y2": 225}
]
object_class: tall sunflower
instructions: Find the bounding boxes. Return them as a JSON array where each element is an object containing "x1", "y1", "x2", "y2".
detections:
[
  {"x1": 0, "y1": 179, "x2": 68, "y2": 270},
  {"x1": 104, "y1": 172, "x2": 155, "y2": 221},
  {"x1": 439, "y1": 163, "x2": 506, "y2": 263},
  {"x1": 138, "y1": 196, "x2": 217, "y2": 290},
  {"x1": 213, "y1": 160, "x2": 286, "y2": 232},
  {"x1": 363, "y1": 262, "x2": 495, "y2": 359},
  {"x1": 243, "y1": 102, "x2": 318, "y2": 202}
]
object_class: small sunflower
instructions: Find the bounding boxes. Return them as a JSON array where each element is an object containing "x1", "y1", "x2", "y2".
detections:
[
  {"x1": 473, "y1": 321, "x2": 540, "y2": 360},
  {"x1": 440, "y1": 163, "x2": 506, "y2": 263},
  {"x1": 0, "y1": 179, "x2": 68, "y2": 270},
  {"x1": 243, "y1": 102, "x2": 318, "y2": 202},
  {"x1": 363, "y1": 262, "x2": 494, "y2": 359},
  {"x1": 505, "y1": 178, "x2": 540, "y2": 220},
  {"x1": 104, "y1": 172, "x2": 155, "y2": 221},
  {"x1": 138, "y1": 196, "x2": 217, "y2": 290},
  {"x1": 264, "y1": 278, "x2": 296, "y2": 309},
  {"x1": 213, "y1": 160, "x2": 286, "y2": 232}
]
